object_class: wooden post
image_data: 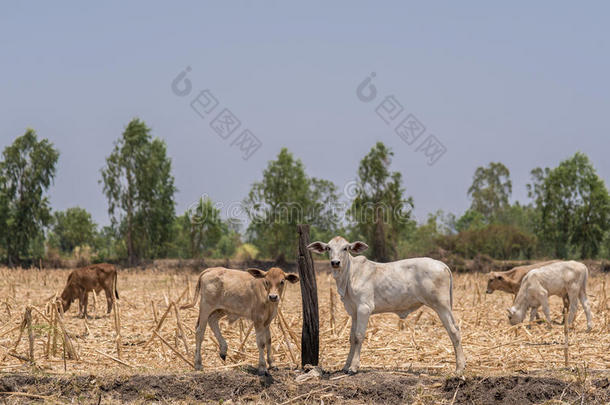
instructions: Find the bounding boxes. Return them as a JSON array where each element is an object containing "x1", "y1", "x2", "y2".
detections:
[{"x1": 296, "y1": 224, "x2": 319, "y2": 367}]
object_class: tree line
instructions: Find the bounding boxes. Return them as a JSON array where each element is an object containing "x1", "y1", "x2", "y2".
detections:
[{"x1": 1, "y1": 118, "x2": 609, "y2": 266}]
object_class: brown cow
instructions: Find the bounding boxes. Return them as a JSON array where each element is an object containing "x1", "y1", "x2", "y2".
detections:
[
  {"x1": 486, "y1": 260, "x2": 560, "y2": 295},
  {"x1": 486, "y1": 260, "x2": 568, "y2": 322},
  {"x1": 182, "y1": 267, "x2": 299, "y2": 375},
  {"x1": 60, "y1": 263, "x2": 119, "y2": 318}
]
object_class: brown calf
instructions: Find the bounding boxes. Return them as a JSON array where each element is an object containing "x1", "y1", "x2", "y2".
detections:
[
  {"x1": 182, "y1": 267, "x2": 299, "y2": 375},
  {"x1": 60, "y1": 263, "x2": 119, "y2": 317}
]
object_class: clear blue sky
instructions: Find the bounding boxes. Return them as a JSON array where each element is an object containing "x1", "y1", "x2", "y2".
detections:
[{"x1": 2, "y1": 1, "x2": 609, "y2": 227}]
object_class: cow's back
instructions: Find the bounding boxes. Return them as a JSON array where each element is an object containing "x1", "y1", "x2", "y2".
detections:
[
  {"x1": 366, "y1": 257, "x2": 452, "y2": 313},
  {"x1": 522, "y1": 261, "x2": 587, "y2": 295},
  {"x1": 199, "y1": 267, "x2": 261, "y2": 318}
]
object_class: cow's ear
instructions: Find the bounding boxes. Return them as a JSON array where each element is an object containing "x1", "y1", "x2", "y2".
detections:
[
  {"x1": 247, "y1": 268, "x2": 266, "y2": 278},
  {"x1": 307, "y1": 241, "x2": 328, "y2": 254},
  {"x1": 349, "y1": 241, "x2": 369, "y2": 254},
  {"x1": 285, "y1": 273, "x2": 300, "y2": 284}
]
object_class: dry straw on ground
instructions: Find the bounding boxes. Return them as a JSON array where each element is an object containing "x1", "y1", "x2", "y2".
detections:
[{"x1": 0, "y1": 266, "x2": 609, "y2": 377}]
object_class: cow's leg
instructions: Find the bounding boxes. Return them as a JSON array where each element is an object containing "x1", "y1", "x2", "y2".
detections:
[
  {"x1": 207, "y1": 311, "x2": 228, "y2": 360},
  {"x1": 566, "y1": 289, "x2": 580, "y2": 327},
  {"x1": 528, "y1": 306, "x2": 539, "y2": 326},
  {"x1": 539, "y1": 295, "x2": 553, "y2": 329},
  {"x1": 78, "y1": 290, "x2": 86, "y2": 318},
  {"x1": 82, "y1": 292, "x2": 89, "y2": 318},
  {"x1": 347, "y1": 306, "x2": 371, "y2": 374},
  {"x1": 254, "y1": 324, "x2": 269, "y2": 376},
  {"x1": 264, "y1": 326, "x2": 275, "y2": 370},
  {"x1": 434, "y1": 305, "x2": 466, "y2": 373},
  {"x1": 578, "y1": 288, "x2": 593, "y2": 332},
  {"x1": 342, "y1": 315, "x2": 357, "y2": 373},
  {"x1": 104, "y1": 287, "x2": 114, "y2": 314},
  {"x1": 194, "y1": 305, "x2": 211, "y2": 371}
]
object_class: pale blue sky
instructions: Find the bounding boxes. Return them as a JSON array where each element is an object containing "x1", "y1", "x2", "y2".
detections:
[{"x1": 2, "y1": 1, "x2": 609, "y2": 227}]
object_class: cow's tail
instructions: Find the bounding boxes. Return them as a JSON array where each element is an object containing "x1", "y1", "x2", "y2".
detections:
[
  {"x1": 113, "y1": 270, "x2": 119, "y2": 300},
  {"x1": 582, "y1": 262, "x2": 589, "y2": 295},
  {"x1": 180, "y1": 273, "x2": 203, "y2": 310},
  {"x1": 445, "y1": 264, "x2": 454, "y2": 310}
]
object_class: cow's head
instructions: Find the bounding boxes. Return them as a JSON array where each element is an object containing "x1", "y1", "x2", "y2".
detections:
[
  {"x1": 486, "y1": 272, "x2": 504, "y2": 294},
  {"x1": 307, "y1": 236, "x2": 368, "y2": 270},
  {"x1": 506, "y1": 306, "x2": 524, "y2": 325},
  {"x1": 247, "y1": 267, "x2": 299, "y2": 303},
  {"x1": 60, "y1": 286, "x2": 77, "y2": 312}
]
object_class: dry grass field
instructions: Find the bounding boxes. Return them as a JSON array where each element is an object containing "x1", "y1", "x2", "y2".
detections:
[{"x1": 0, "y1": 264, "x2": 609, "y2": 404}]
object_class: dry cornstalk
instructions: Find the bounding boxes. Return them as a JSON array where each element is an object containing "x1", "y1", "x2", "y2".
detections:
[
  {"x1": 53, "y1": 303, "x2": 79, "y2": 361},
  {"x1": 564, "y1": 307, "x2": 569, "y2": 368},
  {"x1": 237, "y1": 323, "x2": 254, "y2": 353},
  {"x1": 113, "y1": 298, "x2": 122, "y2": 358},
  {"x1": 143, "y1": 302, "x2": 175, "y2": 348},
  {"x1": 172, "y1": 302, "x2": 190, "y2": 355},
  {"x1": 176, "y1": 285, "x2": 189, "y2": 305},
  {"x1": 51, "y1": 304, "x2": 59, "y2": 357},
  {"x1": 93, "y1": 348, "x2": 134, "y2": 368},
  {"x1": 2, "y1": 313, "x2": 27, "y2": 362},
  {"x1": 151, "y1": 300, "x2": 158, "y2": 325},
  {"x1": 0, "y1": 324, "x2": 21, "y2": 340},
  {"x1": 45, "y1": 308, "x2": 54, "y2": 358},
  {"x1": 275, "y1": 316, "x2": 297, "y2": 366},
  {"x1": 278, "y1": 309, "x2": 299, "y2": 346},
  {"x1": 153, "y1": 330, "x2": 195, "y2": 369},
  {"x1": 329, "y1": 286, "x2": 336, "y2": 335}
]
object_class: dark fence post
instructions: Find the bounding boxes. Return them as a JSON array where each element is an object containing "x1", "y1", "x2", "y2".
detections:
[{"x1": 297, "y1": 224, "x2": 319, "y2": 367}]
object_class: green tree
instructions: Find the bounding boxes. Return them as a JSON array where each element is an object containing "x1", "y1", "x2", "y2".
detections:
[
  {"x1": 467, "y1": 162, "x2": 512, "y2": 220},
  {"x1": 347, "y1": 142, "x2": 413, "y2": 261},
  {"x1": 0, "y1": 129, "x2": 59, "y2": 265},
  {"x1": 183, "y1": 197, "x2": 224, "y2": 258},
  {"x1": 49, "y1": 207, "x2": 97, "y2": 254},
  {"x1": 244, "y1": 148, "x2": 340, "y2": 260},
  {"x1": 100, "y1": 118, "x2": 176, "y2": 264},
  {"x1": 529, "y1": 152, "x2": 610, "y2": 258},
  {"x1": 455, "y1": 209, "x2": 486, "y2": 233}
]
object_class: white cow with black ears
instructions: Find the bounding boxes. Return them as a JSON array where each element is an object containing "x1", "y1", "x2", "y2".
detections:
[{"x1": 308, "y1": 236, "x2": 465, "y2": 374}]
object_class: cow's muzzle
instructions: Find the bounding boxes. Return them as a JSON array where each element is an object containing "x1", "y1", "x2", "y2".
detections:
[
  {"x1": 268, "y1": 294, "x2": 279, "y2": 302},
  {"x1": 486, "y1": 289, "x2": 493, "y2": 294},
  {"x1": 330, "y1": 260, "x2": 340, "y2": 269}
]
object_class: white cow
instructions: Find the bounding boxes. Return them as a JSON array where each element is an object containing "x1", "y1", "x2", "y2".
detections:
[
  {"x1": 308, "y1": 236, "x2": 465, "y2": 374},
  {"x1": 507, "y1": 261, "x2": 593, "y2": 331}
]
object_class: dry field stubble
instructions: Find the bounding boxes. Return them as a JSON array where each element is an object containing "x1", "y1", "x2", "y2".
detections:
[{"x1": 0, "y1": 265, "x2": 609, "y2": 403}]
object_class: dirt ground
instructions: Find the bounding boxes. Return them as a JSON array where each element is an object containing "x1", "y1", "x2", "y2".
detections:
[
  {"x1": 1, "y1": 368, "x2": 609, "y2": 404},
  {"x1": 0, "y1": 265, "x2": 609, "y2": 404}
]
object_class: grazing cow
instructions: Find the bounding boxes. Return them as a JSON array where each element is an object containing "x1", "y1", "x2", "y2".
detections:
[
  {"x1": 308, "y1": 236, "x2": 465, "y2": 374},
  {"x1": 486, "y1": 261, "x2": 559, "y2": 296},
  {"x1": 60, "y1": 263, "x2": 119, "y2": 318},
  {"x1": 507, "y1": 261, "x2": 593, "y2": 331},
  {"x1": 182, "y1": 267, "x2": 299, "y2": 375},
  {"x1": 486, "y1": 260, "x2": 569, "y2": 322}
]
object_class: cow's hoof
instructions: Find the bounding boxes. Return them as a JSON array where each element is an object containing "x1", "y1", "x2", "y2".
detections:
[
  {"x1": 586, "y1": 327, "x2": 592, "y2": 333},
  {"x1": 257, "y1": 369, "x2": 270, "y2": 377},
  {"x1": 219, "y1": 353, "x2": 226, "y2": 361},
  {"x1": 268, "y1": 365, "x2": 278, "y2": 371},
  {"x1": 194, "y1": 364, "x2": 202, "y2": 371},
  {"x1": 347, "y1": 369, "x2": 358, "y2": 376}
]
